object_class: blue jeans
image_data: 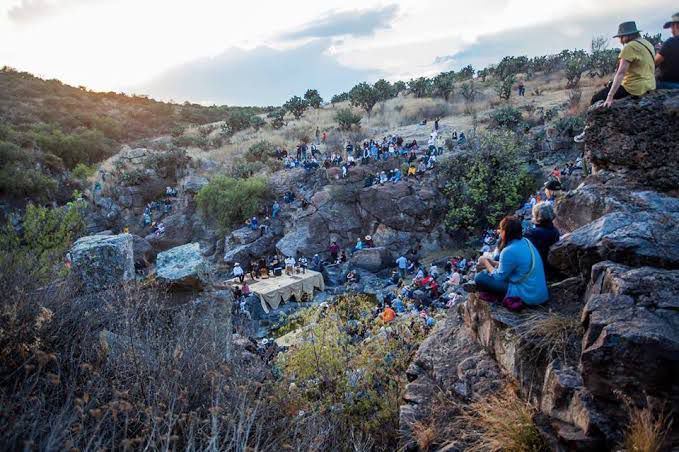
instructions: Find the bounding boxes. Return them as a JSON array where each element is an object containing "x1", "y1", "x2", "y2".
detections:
[
  {"x1": 657, "y1": 81, "x2": 679, "y2": 90},
  {"x1": 475, "y1": 270, "x2": 508, "y2": 296}
]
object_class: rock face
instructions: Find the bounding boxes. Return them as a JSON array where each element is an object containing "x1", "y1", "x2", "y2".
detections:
[
  {"x1": 350, "y1": 247, "x2": 390, "y2": 272},
  {"x1": 402, "y1": 92, "x2": 679, "y2": 450},
  {"x1": 581, "y1": 262, "x2": 679, "y2": 418},
  {"x1": 155, "y1": 242, "x2": 207, "y2": 289},
  {"x1": 584, "y1": 91, "x2": 679, "y2": 192},
  {"x1": 70, "y1": 233, "x2": 134, "y2": 291}
]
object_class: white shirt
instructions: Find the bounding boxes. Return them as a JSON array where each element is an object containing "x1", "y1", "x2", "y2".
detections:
[{"x1": 233, "y1": 265, "x2": 244, "y2": 276}]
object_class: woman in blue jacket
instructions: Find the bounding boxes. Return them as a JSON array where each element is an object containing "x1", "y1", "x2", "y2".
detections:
[{"x1": 474, "y1": 216, "x2": 549, "y2": 305}]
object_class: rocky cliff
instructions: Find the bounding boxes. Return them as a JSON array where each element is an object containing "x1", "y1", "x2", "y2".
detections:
[{"x1": 400, "y1": 91, "x2": 679, "y2": 450}]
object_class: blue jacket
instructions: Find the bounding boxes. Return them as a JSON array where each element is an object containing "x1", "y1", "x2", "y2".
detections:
[
  {"x1": 492, "y1": 238, "x2": 548, "y2": 305},
  {"x1": 525, "y1": 222, "x2": 560, "y2": 274}
]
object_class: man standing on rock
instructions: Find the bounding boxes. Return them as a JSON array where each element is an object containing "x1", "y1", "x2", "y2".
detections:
[
  {"x1": 656, "y1": 13, "x2": 679, "y2": 89},
  {"x1": 233, "y1": 263, "x2": 245, "y2": 283},
  {"x1": 396, "y1": 255, "x2": 408, "y2": 279},
  {"x1": 329, "y1": 241, "x2": 340, "y2": 263}
]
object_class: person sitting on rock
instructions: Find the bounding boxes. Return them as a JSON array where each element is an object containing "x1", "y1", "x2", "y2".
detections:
[
  {"x1": 339, "y1": 250, "x2": 348, "y2": 263},
  {"x1": 544, "y1": 179, "x2": 562, "y2": 204},
  {"x1": 575, "y1": 21, "x2": 655, "y2": 142},
  {"x1": 364, "y1": 235, "x2": 375, "y2": 248},
  {"x1": 391, "y1": 168, "x2": 401, "y2": 183},
  {"x1": 417, "y1": 161, "x2": 427, "y2": 175},
  {"x1": 242, "y1": 281, "x2": 251, "y2": 297},
  {"x1": 379, "y1": 171, "x2": 388, "y2": 184},
  {"x1": 655, "y1": 13, "x2": 679, "y2": 89},
  {"x1": 471, "y1": 216, "x2": 548, "y2": 306},
  {"x1": 407, "y1": 164, "x2": 417, "y2": 177},
  {"x1": 233, "y1": 285, "x2": 243, "y2": 301},
  {"x1": 272, "y1": 201, "x2": 281, "y2": 219},
  {"x1": 364, "y1": 174, "x2": 375, "y2": 188},
  {"x1": 248, "y1": 260, "x2": 259, "y2": 280},
  {"x1": 284, "y1": 256, "x2": 296, "y2": 276},
  {"x1": 233, "y1": 263, "x2": 245, "y2": 283},
  {"x1": 550, "y1": 166, "x2": 562, "y2": 182},
  {"x1": 346, "y1": 270, "x2": 358, "y2": 284},
  {"x1": 354, "y1": 238, "x2": 364, "y2": 252},
  {"x1": 525, "y1": 202, "x2": 560, "y2": 278},
  {"x1": 249, "y1": 217, "x2": 258, "y2": 231},
  {"x1": 382, "y1": 303, "x2": 396, "y2": 323}
]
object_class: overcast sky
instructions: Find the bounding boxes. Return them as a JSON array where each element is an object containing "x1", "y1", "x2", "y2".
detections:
[{"x1": 0, "y1": 0, "x2": 675, "y2": 105}]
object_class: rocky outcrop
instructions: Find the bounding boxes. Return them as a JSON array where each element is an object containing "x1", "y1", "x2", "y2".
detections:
[
  {"x1": 584, "y1": 91, "x2": 679, "y2": 192},
  {"x1": 70, "y1": 233, "x2": 134, "y2": 291},
  {"x1": 155, "y1": 242, "x2": 207, "y2": 289},
  {"x1": 350, "y1": 247, "x2": 391, "y2": 272}
]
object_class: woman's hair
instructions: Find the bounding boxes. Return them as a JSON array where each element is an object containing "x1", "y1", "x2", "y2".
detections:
[
  {"x1": 621, "y1": 32, "x2": 641, "y2": 43},
  {"x1": 498, "y1": 215, "x2": 523, "y2": 251},
  {"x1": 532, "y1": 202, "x2": 555, "y2": 226}
]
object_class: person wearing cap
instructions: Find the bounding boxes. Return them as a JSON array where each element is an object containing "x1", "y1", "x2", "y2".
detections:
[
  {"x1": 656, "y1": 13, "x2": 679, "y2": 89},
  {"x1": 232, "y1": 263, "x2": 245, "y2": 283},
  {"x1": 591, "y1": 21, "x2": 656, "y2": 107}
]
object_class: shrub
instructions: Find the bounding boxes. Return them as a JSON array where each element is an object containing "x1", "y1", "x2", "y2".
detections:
[
  {"x1": 0, "y1": 166, "x2": 57, "y2": 201},
  {"x1": 331, "y1": 92, "x2": 350, "y2": 104},
  {"x1": 553, "y1": 115, "x2": 585, "y2": 138},
  {"x1": 349, "y1": 82, "x2": 380, "y2": 116},
  {"x1": 0, "y1": 141, "x2": 25, "y2": 166},
  {"x1": 442, "y1": 131, "x2": 536, "y2": 233},
  {"x1": 334, "y1": 108, "x2": 362, "y2": 130},
  {"x1": 71, "y1": 163, "x2": 96, "y2": 180},
  {"x1": 495, "y1": 75, "x2": 516, "y2": 101},
  {"x1": 267, "y1": 109, "x2": 287, "y2": 129},
  {"x1": 196, "y1": 176, "x2": 269, "y2": 232},
  {"x1": 622, "y1": 402, "x2": 672, "y2": 452},
  {"x1": 489, "y1": 106, "x2": 524, "y2": 130},
  {"x1": 517, "y1": 312, "x2": 582, "y2": 365},
  {"x1": 249, "y1": 115, "x2": 266, "y2": 131},
  {"x1": 245, "y1": 141, "x2": 276, "y2": 163}
]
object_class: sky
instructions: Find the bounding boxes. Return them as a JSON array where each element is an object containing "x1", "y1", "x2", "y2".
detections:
[{"x1": 0, "y1": 0, "x2": 675, "y2": 105}]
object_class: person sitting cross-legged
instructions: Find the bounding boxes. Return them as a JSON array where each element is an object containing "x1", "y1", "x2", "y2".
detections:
[{"x1": 472, "y1": 216, "x2": 548, "y2": 307}]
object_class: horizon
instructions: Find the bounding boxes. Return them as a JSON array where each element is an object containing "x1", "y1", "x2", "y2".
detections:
[{"x1": 1, "y1": 0, "x2": 675, "y2": 106}]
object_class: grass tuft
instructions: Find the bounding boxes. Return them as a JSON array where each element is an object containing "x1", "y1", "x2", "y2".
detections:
[{"x1": 516, "y1": 311, "x2": 582, "y2": 364}]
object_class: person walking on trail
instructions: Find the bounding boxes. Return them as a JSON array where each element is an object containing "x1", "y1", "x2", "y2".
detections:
[
  {"x1": 233, "y1": 263, "x2": 245, "y2": 283},
  {"x1": 272, "y1": 201, "x2": 281, "y2": 219},
  {"x1": 656, "y1": 13, "x2": 679, "y2": 89},
  {"x1": 518, "y1": 81, "x2": 526, "y2": 96}
]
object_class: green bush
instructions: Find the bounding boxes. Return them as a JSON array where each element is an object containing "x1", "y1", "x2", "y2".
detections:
[
  {"x1": 0, "y1": 141, "x2": 25, "y2": 166},
  {"x1": 196, "y1": 176, "x2": 269, "y2": 232},
  {"x1": 0, "y1": 165, "x2": 57, "y2": 201},
  {"x1": 442, "y1": 131, "x2": 537, "y2": 233},
  {"x1": 489, "y1": 106, "x2": 524, "y2": 130},
  {"x1": 495, "y1": 75, "x2": 516, "y2": 101},
  {"x1": 334, "y1": 108, "x2": 362, "y2": 130},
  {"x1": 0, "y1": 200, "x2": 85, "y2": 282},
  {"x1": 245, "y1": 141, "x2": 276, "y2": 163},
  {"x1": 71, "y1": 163, "x2": 96, "y2": 180}
]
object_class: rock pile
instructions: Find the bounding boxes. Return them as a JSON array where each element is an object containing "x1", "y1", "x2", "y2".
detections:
[{"x1": 70, "y1": 233, "x2": 134, "y2": 291}]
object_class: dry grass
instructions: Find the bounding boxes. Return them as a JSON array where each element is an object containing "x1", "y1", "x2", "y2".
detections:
[
  {"x1": 516, "y1": 311, "x2": 582, "y2": 365},
  {"x1": 622, "y1": 401, "x2": 673, "y2": 452},
  {"x1": 412, "y1": 421, "x2": 437, "y2": 451},
  {"x1": 464, "y1": 385, "x2": 548, "y2": 452}
]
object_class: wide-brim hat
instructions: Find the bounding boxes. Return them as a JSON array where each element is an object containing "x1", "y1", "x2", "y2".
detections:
[
  {"x1": 365, "y1": 235, "x2": 372, "y2": 241},
  {"x1": 613, "y1": 21, "x2": 642, "y2": 37},
  {"x1": 664, "y1": 13, "x2": 679, "y2": 29}
]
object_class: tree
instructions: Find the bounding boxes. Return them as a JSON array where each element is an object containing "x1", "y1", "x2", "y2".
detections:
[
  {"x1": 334, "y1": 108, "x2": 362, "y2": 130},
  {"x1": 225, "y1": 110, "x2": 253, "y2": 135},
  {"x1": 267, "y1": 109, "x2": 286, "y2": 129},
  {"x1": 196, "y1": 176, "x2": 270, "y2": 232},
  {"x1": 249, "y1": 115, "x2": 265, "y2": 131},
  {"x1": 304, "y1": 89, "x2": 323, "y2": 109},
  {"x1": 331, "y1": 92, "x2": 350, "y2": 104},
  {"x1": 373, "y1": 79, "x2": 395, "y2": 102},
  {"x1": 565, "y1": 50, "x2": 590, "y2": 88},
  {"x1": 349, "y1": 82, "x2": 380, "y2": 116},
  {"x1": 245, "y1": 141, "x2": 275, "y2": 162},
  {"x1": 408, "y1": 77, "x2": 432, "y2": 98},
  {"x1": 588, "y1": 36, "x2": 618, "y2": 78},
  {"x1": 442, "y1": 131, "x2": 535, "y2": 233},
  {"x1": 495, "y1": 75, "x2": 516, "y2": 101},
  {"x1": 457, "y1": 65, "x2": 475, "y2": 80},
  {"x1": 393, "y1": 80, "x2": 407, "y2": 95},
  {"x1": 432, "y1": 72, "x2": 455, "y2": 101},
  {"x1": 283, "y1": 95, "x2": 308, "y2": 119},
  {"x1": 643, "y1": 33, "x2": 663, "y2": 47}
]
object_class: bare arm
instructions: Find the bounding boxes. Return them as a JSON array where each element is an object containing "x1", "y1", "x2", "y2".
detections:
[
  {"x1": 655, "y1": 52, "x2": 665, "y2": 66},
  {"x1": 603, "y1": 59, "x2": 630, "y2": 107}
]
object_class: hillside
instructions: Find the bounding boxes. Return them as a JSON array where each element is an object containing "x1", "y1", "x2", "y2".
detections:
[{"x1": 0, "y1": 66, "x2": 266, "y2": 208}]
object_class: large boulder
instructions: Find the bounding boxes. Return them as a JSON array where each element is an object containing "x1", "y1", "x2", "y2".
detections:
[
  {"x1": 580, "y1": 262, "x2": 679, "y2": 426},
  {"x1": 584, "y1": 91, "x2": 679, "y2": 192},
  {"x1": 155, "y1": 242, "x2": 207, "y2": 289},
  {"x1": 350, "y1": 247, "x2": 390, "y2": 272},
  {"x1": 549, "y1": 210, "x2": 679, "y2": 278},
  {"x1": 70, "y1": 233, "x2": 134, "y2": 292}
]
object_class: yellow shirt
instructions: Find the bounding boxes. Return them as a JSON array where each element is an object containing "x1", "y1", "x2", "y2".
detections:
[{"x1": 619, "y1": 39, "x2": 656, "y2": 96}]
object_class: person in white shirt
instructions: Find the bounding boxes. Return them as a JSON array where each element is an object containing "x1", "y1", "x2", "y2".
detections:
[
  {"x1": 233, "y1": 263, "x2": 245, "y2": 283},
  {"x1": 285, "y1": 256, "x2": 296, "y2": 275}
]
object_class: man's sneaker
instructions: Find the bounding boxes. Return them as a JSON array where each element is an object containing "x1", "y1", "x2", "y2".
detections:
[
  {"x1": 573, "y1": 127, "x2": 589, "y2": 143},
  {"x1": 462, "y1": 281, "x2": 478, "y2": 293}
]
